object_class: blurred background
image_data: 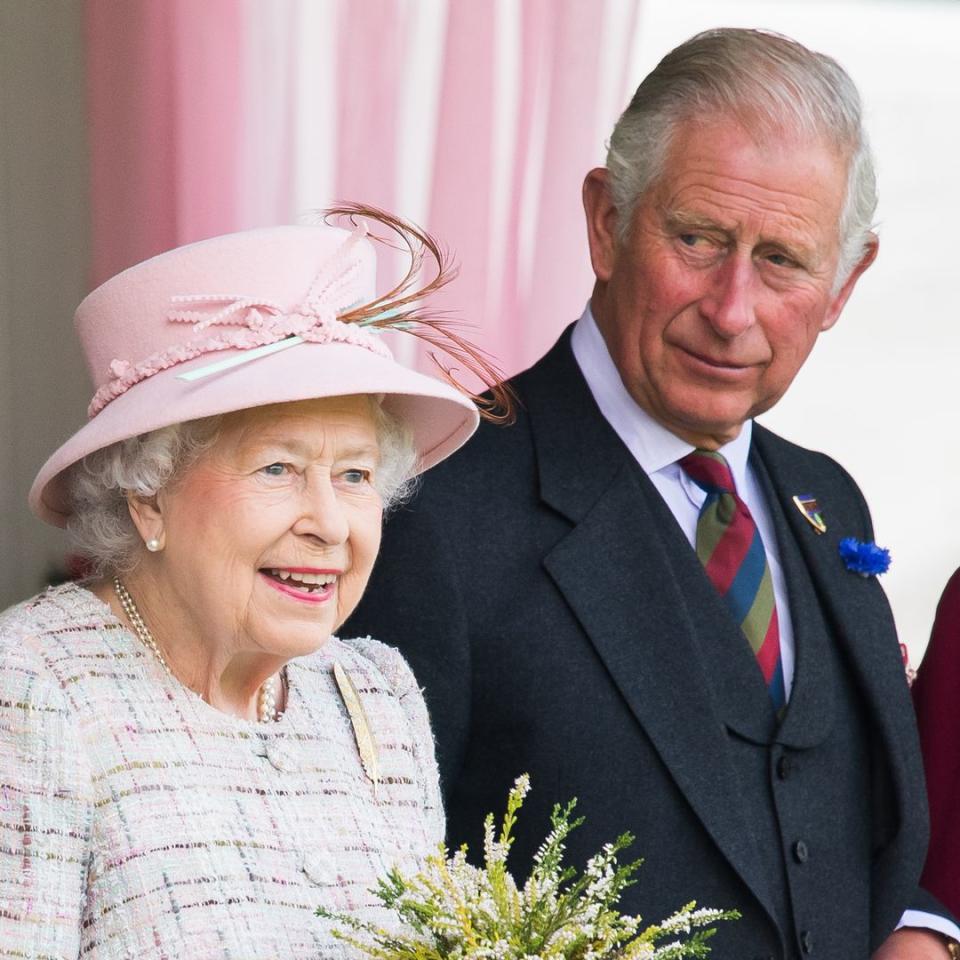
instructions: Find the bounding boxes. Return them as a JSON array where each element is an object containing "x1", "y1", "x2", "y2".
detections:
[{"x1": 1, "y1": 0, "x2": 958, "y2": 665}]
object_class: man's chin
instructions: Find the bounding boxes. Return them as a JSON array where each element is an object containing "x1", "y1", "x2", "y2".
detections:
[{"x1": 656, "y1": 393, "x2": 756, "y2": 448}]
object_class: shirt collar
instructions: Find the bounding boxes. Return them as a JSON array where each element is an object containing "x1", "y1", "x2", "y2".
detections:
[{"x1": 570, "y1": 303, "x2": 753, "y2": 485}]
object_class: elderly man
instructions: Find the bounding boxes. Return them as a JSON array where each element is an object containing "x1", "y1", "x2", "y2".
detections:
[{"x1": 346, "y1": 29, "x2": 957, "y2": 959}]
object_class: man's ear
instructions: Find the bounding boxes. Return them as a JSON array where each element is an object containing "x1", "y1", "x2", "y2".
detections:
[
  {"x1": 583, "y1": 168, "x2": 620, "y2": 283},
  {"x1": 127, "y1": 492, "x2": 165, "y2": 551},
  {"x1": 821, "y1": 233, "x2": 879, "y2": 332}
]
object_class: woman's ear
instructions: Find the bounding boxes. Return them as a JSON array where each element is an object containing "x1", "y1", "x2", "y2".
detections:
[{"x1": 127, "y1": 493, "x2": 165, "y2": 552}]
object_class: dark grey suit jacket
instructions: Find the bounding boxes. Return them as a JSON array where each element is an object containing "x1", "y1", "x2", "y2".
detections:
[{"x1": 346, "y1": 326, "x2": 942, "y2": 958}]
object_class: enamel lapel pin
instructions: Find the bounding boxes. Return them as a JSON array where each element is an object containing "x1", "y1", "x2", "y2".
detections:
[{"x1": 792, "y1": 494, "x2": 827, "y2": 534}]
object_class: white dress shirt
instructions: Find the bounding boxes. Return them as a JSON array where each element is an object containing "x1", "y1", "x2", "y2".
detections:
[{"x1": 570, "y1": 304, "x2": 959, "y2": 945}]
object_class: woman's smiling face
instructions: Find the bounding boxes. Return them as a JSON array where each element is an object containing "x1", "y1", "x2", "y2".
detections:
[{"x1": 146, "y1": 395, "x2": 384, "y2": 659}]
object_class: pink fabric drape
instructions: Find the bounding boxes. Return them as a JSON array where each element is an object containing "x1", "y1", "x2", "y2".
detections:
[
  {"x1": 335, "y1": 1, "x2": 402, "y2": 213},
  {"x1": 423, "y1": 3, "x2": 499, "y2": 385},
  {"x1": 426, "y1": 0, "x2": 639, "y2": 380},
  {"x1": 86, "y1": 0, "x2": 247, "y2": 286},
  {"x1": 522, "y1": 0, "x2": 633, "y2": 365},
  {"x1": 84, "y1": 0, "x2": 640, "y2": 378},
  {"x1": 333, "y1": 1, "x2": 406, "y2": 297}
]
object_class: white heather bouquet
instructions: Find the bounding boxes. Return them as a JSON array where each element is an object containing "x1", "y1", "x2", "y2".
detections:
[{"x1": 318, "y1": 775, "x2": 737, "y2": 959}]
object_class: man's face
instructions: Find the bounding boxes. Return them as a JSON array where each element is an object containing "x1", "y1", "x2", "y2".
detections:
[{"x1": 583, "y1": 119, "x2": 877, "y2": 449}]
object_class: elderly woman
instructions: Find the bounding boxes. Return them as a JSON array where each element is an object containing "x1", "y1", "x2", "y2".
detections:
[{"x1": 0, "y1": 208, "x2": 506, "y2": 957}]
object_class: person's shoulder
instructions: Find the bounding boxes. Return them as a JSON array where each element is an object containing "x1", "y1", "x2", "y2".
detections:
[
  {"x1": 326, "y1": 635, "x2": 420, "y2": 700},
  {"x1": 0, "y1": 584, "x2": 110, "y2": 716},
  {"x1": 0, "y1": 582, "x2": 110, "y2": 647},
  {"x1": 752, "y1": 421, "x2": 866, "y2": 492},
  {"x1": 429, "y1": 402, "x2": 534, "y2": 483},
  {"x1": 422, "y1": 331, "x2": 574, "y2": 483},
  {"x1": 753, "y1": 421, "x2": 878, "y2": 539},
  {"x1": 0, "y1": 583, "x2": 118, "y2": 683}
]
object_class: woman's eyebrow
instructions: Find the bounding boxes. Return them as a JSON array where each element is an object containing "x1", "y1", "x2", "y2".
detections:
[
  {"x1": 335, "y1": 442, "x2": 381, "y2": 461},
  {"x1": 246, "y1": 437, "x2": 380, "y2": 460}
]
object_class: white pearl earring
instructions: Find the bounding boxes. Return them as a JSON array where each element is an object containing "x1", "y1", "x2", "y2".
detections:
[{"x1": 145, "y1": 538, "x2": 162, "y2": 553}]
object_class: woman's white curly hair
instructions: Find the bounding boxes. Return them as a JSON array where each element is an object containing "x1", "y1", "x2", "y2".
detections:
[{"x1": 66, "y1": 400, "x2": 416, "y2": 577}]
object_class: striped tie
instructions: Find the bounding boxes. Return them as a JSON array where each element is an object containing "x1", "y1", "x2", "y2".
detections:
[{"x1": 679, "y1": 449, "x2": 786, "y2": 712}]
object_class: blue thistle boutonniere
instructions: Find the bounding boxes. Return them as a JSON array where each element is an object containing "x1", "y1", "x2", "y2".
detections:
[{"x1": 839, "y1": 537, "x2": 891, "y2": 576}]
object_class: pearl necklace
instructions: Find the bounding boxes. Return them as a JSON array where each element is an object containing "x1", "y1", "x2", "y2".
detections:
[{"x1": 113, "y1": 577, "x2": 282, "y2": 723}]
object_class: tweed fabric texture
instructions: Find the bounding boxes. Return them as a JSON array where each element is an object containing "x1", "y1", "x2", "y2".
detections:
[{"x1": 0, "y1": 583, "x2": 443, "y2": 959}]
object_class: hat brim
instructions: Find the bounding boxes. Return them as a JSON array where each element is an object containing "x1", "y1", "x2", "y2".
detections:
[{"x1": 30, "y1": 340, "x2": 479, "y2": 527}]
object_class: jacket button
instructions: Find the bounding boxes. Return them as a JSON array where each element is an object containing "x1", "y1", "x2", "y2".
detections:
[
  {"x1": 300, "y1": 851, "x2": 338, "y2": 886},
  {"x1": 776, "y1": 754, "x2": 792, "y2": 780},
  {"x1": 793, "y1": 840, "x2": 809, "y2": 863},
  {"x1": 800, "y1": 930, "x2": 813, "y2": 953},
  {"x1": 266, "y1": 740, "x2": 299, "y2": 772}
]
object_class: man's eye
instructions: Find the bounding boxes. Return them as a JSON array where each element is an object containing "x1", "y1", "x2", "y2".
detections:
[
  {"x1": 261, "y1": 463, "x2": 287, "y2": 477},
  {"x1": 765, "y1": 252, "x2": 796, "y2": 268},
  {"x1": 679, "y1": 233, "x2": 702, "y2": 247}
]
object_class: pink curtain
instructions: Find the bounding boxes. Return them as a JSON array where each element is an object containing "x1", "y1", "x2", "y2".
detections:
[
  {"x1": 85, "y1": 0, "x2": 247, "y2": 286},
  {"x1": 84, "y1": 0, "x2": 640, "y2": 378},
  {"x1": 335, "y1": 1, "x2": 402, "y2": 212}
]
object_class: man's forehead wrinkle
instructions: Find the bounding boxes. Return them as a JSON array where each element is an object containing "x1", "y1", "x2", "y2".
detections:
[
  {"x1": 660, "y1": 180, "x2": 830, "y2": 251},
  {"x1": 666, "y1": 174, "x2": 834, "y2": 219}
]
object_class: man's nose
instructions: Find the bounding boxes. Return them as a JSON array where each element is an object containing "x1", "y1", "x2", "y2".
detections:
[
  {"x1": 292, "y1": 477, "x2": 350, "y2": 545},
  {"x1": 699, "y1": 255, "x2": 757, "y2": 338}
]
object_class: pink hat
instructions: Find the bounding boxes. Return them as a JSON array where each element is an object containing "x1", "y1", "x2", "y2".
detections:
[{"x1": 31, "y1": 211, "x2": 488, "y2": 526}]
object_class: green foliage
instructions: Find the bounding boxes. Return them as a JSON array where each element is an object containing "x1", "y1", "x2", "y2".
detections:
[{"x1": 318, "y1": 775, "x2": 738, "y2": 959}]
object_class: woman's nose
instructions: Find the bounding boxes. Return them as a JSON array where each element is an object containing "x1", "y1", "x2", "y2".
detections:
[{"x1": 291, "y1": 478, "x2": 350, "y2": 545}]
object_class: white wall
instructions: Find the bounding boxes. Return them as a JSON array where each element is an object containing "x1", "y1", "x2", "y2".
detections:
[
  {"x1": 630, "y1": 0, "x2": 960, "y2": 663},
  {"x1": 0, "y1": 1, "x2": 90, "y2": 609}
]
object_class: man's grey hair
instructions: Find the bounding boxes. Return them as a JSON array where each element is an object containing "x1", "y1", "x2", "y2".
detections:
[
  {"x1": 606, "y1": 28, "x2": 877, "y2": 288},
  {"x1": 66, "y1": 400, "x2": 417, "y2": 577}
]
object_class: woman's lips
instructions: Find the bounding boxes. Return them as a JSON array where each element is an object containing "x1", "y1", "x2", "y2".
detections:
[{"x1": 259, "y1": 568, "x2": 338, "y2": 604}]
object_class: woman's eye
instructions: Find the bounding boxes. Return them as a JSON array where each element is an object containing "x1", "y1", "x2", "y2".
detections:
[
  {"x1": 342, "y1": 469, "x2": 371, "y2": 485},
  {"x1": 261, "y1": 463, "x2": 287, "y2": 477}
]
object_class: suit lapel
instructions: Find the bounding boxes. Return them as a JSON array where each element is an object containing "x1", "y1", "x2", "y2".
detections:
[
  {"x1": 750, "y1": 451, "x2": 837, "y2": 748},
  {"x1": 750, "y1": 427, "x2": 913, "y2": 737},
  {"x1": 522, "y1": 331, "x2": 780, "y2": 925}
]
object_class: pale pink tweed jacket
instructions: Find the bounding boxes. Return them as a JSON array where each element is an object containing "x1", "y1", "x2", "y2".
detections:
[{"x1": 0, "y1": 584, "x2": 444, "y2": 959}]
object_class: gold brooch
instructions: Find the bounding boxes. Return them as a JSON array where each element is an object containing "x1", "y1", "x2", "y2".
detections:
[{"x1": 333, "y1": 661, "x2": 381, "y2": 797}]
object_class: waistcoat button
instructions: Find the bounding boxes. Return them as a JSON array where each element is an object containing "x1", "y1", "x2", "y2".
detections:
[
  {"x1": 776, "y1": 754, "x2": 792, "y2": 780},
  {"x1": 800, "y1": 930, "x2": 813, "y2": 953},
  {"x1": 793, "y1": 840, "x2": 809, "y2": 863}
]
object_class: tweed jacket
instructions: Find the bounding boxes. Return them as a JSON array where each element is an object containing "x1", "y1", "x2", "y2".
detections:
[{"x1": 0, "y1": 583, "x2": 443, "y2": 959}]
